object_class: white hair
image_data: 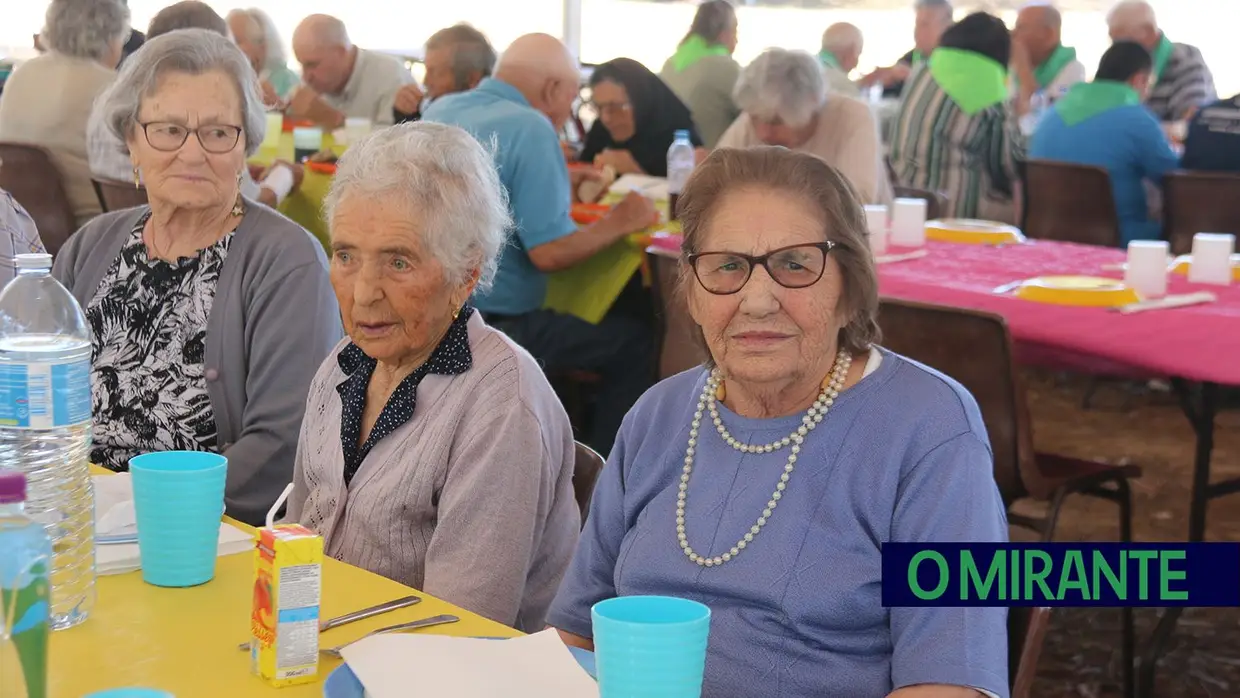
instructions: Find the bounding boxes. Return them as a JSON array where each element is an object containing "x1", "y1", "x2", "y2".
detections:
[
  {"x1": 1107, "y1": 0, "x2": 1157, "y2": 31},
  {"x1": 233, "y1": 8, "x2": 289, "y2": 72},
  {"x1": 821, "y1": 23, "x2": 863, "y2": 56},
  {"x1": 733, "y1": 48, "x2": 827, "y2": 129},
  {"x1": 324, "y1": 123, "x2": 511, "y2": 292},
  {"x1": 42, "y1": 0, "x2": 130, "y2": 61},
  {"x1": 94, "y1": 29, "x2": 267, "y2": 155}
]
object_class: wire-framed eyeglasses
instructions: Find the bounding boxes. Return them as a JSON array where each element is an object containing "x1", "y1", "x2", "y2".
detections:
[
  {"x1": 687, "y1": 241, "x2": 838, "y2": 295},
  {"x1": 139, "y1": 121, "x2": 243, "y2": 154}
]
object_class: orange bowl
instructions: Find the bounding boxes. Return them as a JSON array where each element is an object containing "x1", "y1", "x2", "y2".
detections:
[{"x1": 305, "y1": 160, "x2": 337, "y2": 175}]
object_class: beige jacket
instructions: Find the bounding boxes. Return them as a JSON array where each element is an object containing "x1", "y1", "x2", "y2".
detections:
[
  {"x1": 0, "y1": 52, "x2": 116, "y2": 226},
  {"x1": 717, "y1": 94, "x2": 893, "y2": 205}
]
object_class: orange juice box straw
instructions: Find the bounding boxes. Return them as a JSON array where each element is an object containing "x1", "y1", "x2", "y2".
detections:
[{"x1": 251, "y1": 524, "x2": 323, "y2": 687}]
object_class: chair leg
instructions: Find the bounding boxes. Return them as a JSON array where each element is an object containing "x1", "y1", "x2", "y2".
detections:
[{"x1": 1116, "y1": 478, "x2": 1136, "y2": 698}]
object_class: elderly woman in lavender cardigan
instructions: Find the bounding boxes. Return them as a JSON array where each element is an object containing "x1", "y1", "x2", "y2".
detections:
[
  {"x1": 285, "y1": 122, "x2": 581, "y2": 631},
  {"x1": 548, "y1": 148, "x2": 1010, "y2": 698}
]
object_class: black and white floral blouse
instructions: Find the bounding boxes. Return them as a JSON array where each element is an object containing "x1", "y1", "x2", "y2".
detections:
[{"x1": 86, "y1": 211, "x2": 234, "y2": 471}]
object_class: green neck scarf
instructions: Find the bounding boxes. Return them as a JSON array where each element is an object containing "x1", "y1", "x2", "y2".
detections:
[
  {"x1": 1053, "y1": 80, "x2": 1140, "y2": 126},
  {"x1": 1152, "y1": 33, "x2": 1174, "y2": 83},
  {"x1": 928, "y1": 48, "x2": 1008, "y2": 115},
  {"x1": 1032, "y1": 44, "x2": 1077, "y2": 89},
  {"x1": 671, "y1": 35, "x2": 731, "y2": 72},
  {"x1": 819, "y1": 50, "x2": 840, "y2": 70}
]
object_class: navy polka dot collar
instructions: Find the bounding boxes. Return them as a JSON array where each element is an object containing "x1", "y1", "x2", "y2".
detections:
[{"x1": 335, "y1": 305, "x2": 475, "y2": 486}]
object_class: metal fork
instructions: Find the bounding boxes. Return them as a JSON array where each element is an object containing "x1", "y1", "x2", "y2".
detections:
[
  {"x1": 320, "y1": 614, "x2": 461, "y2": 658},
  {"x1": 238, "y1": 595, "x2": 422, "y2": 651}
]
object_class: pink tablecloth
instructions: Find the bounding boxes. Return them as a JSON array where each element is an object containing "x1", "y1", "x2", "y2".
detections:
[{"x1": 877, "y1": 241, "x2": 1240, "y2": 386}]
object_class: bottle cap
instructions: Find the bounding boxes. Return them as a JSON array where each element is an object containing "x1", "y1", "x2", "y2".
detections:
[
  {"x1": 674, "y1": 129, "x2": 691, "y2": 140},
  {"x1": 15, "y1": 253, "x2": 53, "y2": 270},
  {"x1": 0, "y1": 470, "x2": 27, "y2": 504}
]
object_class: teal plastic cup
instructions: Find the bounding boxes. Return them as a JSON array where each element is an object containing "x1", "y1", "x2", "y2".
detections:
[
  {"x1": 128, "y1": 451, "x2": 227, "y2": 588},
  {"x1": 591, "y1": 596, "x2": 711, "y2": 698},
  {"x1": 84, "y1": 690, "x2": 175, "y2": 697}
]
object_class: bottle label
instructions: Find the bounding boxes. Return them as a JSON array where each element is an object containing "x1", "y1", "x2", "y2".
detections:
[{"x1": 0, "y1": 359, "x2": 91, "y2": 429}]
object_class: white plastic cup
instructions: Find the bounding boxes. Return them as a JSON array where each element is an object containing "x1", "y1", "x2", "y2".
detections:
[
  {"x1": 342, "y1": 117, "x2": 372, "y2": 145},
  {"x1": 890, "y1": 198, "x2": 927, "y2": 247},
  {"x1": 1124, "y1": 240, "x2": 1169, "y2": 299},
  {"x1": 261, "y1": 112, "x2": 283, "y2": 149},
  {"x1": 1188, "y1": 233, "x2": 1235, "y2": 286},
  {"x1": 864, "y1": 205, "x2": 889, "y2": 255}
]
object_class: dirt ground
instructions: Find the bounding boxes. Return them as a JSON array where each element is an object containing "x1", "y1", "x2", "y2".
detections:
[{"x1": 1018, "y1": 370, "x2": 1240, "y2": 698}]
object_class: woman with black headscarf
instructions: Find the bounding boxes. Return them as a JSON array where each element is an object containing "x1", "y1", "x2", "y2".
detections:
[{"x1": 580, "y1": 58, "x2": 703, "y2": 177}]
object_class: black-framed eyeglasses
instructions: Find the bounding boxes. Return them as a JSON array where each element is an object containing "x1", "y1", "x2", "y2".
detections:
[
  {"x1": 139, "y1": 121, "x2": 243, "y2": 154},
  {"x1": 687, "y1": 242, "x2": 838, "y2": 295}
]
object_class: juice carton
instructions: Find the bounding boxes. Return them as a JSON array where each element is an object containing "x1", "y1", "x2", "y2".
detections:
[{"x1": 250, "y1": 524, "x2": 323, "y2": 687}]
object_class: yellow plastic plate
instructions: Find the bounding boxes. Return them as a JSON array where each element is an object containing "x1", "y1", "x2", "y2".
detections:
[
  {"x1": 1013, "y1": 276, "x2": 1141, "y2": 307},
  {"x1": 925, "y1": 219, "x2": 1026, "y2": 245},
  {"x1": 1169, "y1": 254, "x2": 1240, "y2": 280}
]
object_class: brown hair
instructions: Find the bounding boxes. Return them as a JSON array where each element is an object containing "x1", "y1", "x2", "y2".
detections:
[
  {"x1": 677, "y1": 146, "x2": 881, "y2": 354},
  {"x1": 681, "y1": 0, "x2": 736, "y2": 47}
]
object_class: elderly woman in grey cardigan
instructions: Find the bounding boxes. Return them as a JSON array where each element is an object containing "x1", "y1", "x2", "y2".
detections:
[
  {"x1": 53, "y1": 29, "x2": 342, "y2": 525},
  {"x1": 285, "y1": 122, "x2": 580, "y2": 632}
]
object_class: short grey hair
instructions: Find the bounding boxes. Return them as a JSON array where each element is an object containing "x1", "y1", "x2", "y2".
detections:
[
  {"x1": 821, "y1": 23, "x2": 863, "y2": 56},
  {"x1": 324, "y1": 123, "x2": 511, "y2": 292},
  {"x1": 229, "y1": 8, "x2": 291, "y2": 72},
  {"x1": 42, "y1": 0, "x2": 130, "y2": 61},
  {"x1": 426, "y1": 24, "x2": 497, "y2": 91},
  {"x1": 915, "y1": 0, "x2": 953, "y2": 13},
  {"x1": 733, "y1": 49, "x2": 826, "y2": 128},
  {"x1": 95, "y1": 29, "x2": 266, "y2": 156},
  {"x1": 1107, "y1": 0, "x2": 1157, "y2": 31}
]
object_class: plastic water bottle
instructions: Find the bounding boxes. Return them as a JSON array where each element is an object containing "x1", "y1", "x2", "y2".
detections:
[
  {"x1": 667, "y1": 129, "x2": 696, "y2": 221},
  {"x1": 0, "y1": 254, "x2": 94, "y2": 630},
  {"x1": 0, "y1": 471, "x2": 52, "y2": 698},
  {"x1": 1022, "y1": 90, "x2": 1049, "y2": 136}
]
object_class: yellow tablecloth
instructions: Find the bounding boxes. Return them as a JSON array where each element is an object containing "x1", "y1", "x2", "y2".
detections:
[
  {"x1": 55, "y1": 468, "x2": 519, "y2": 697},
  {"x1": 252, "y1": 136, "x2": 660, "y2": 324},
  {"x1": 249, "y1": 132, "x2": 338, "y2": 252}
]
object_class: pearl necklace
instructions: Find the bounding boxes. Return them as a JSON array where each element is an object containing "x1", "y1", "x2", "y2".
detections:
[{"x1": 677, "y1": 349, "x2": 853, "y2": 567}]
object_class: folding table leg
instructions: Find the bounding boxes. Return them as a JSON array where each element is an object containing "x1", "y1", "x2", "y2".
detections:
[{"x1": 1136, "y1": 381, "x2": 1218, "y2": 698}]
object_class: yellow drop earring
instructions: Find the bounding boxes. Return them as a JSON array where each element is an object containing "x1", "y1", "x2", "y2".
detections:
[{"x1": 132, "y1": 167, "x2": 140, "y2": 189}]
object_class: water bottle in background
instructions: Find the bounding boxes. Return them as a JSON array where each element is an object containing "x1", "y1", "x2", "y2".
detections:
[
  {"x1": 1022, "y1": 90, "x2": 1049, "y2": 136},
  {"x1": 666, "y1": 129, "x2": 696, "y2": 221},
  {"x1": 0, "y1": 254, "x2": 95, "y2": 630},
  {"x1": 0, "y1": 471, "x2": 52, "y2": 698}
]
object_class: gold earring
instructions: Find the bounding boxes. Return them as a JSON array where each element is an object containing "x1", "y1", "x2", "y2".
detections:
[
  {"x1": 452, "y1": 306, "x2": 461, "y2": 320},
  {"x1": 132, "y1": 167, "x2": 140, "y2": 189},
  {"x1": 715, "y1": 380, "x2": 725, "y2": 401}
]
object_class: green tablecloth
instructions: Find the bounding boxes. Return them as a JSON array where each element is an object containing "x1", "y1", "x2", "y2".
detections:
[{"x1": 252, "y1": 133, "x2": 654, "y2": 324}]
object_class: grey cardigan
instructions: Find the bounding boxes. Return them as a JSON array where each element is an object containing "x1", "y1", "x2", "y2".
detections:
[
  {"x1": 53, "y1": 202, "x2": 344, "y2": 524},
  {"x1": 287, "y1": 313, "x2": 580, "y2": 631}
]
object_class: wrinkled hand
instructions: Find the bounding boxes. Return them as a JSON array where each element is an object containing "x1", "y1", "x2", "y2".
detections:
[
  {"x1": 260, "y1": 80, "x2": 283, "y2": 109},
  {"x1": 570, "y1": 165, "x2": 603, "y2": 190},
  {"x1": 885, "y1": 63, "x2": 911, "y2": 85},
  {"x1": 393, "y1": 83, "x2": 425, "y2": 115},
  {"x1": 1009, "y1": 39, "x2": 1033, "y2": 76},
  {"x1": 593, "y1": 148, "x2": 643, "y2": 175},
  {"x1": 606, "y1": 191, "x2": 659, "y2": 234},
  {"x1": 286, "y1": 86, "x2": 320, "y2": 118}
]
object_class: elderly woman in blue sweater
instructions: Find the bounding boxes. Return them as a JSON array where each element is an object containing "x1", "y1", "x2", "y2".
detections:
[{"x1": 548, "y1": 147, "x2": 1010, "y2": 698}]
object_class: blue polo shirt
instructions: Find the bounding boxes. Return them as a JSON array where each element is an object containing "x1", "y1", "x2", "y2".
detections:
[
  {"x1": 1030, "y1": 104, "x2": 1180, "y2": 245},
  {"x1": 422, "y1": 78, "x2": 576, "y2": 315}
]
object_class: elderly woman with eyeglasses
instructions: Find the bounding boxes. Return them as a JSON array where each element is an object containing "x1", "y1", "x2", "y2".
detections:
[
  {"x1": 0, "y1": 0, "x2": 130, "y2": 226},
  {"x1": 548, "y1": 148, "x2": 1010, "y2": 698},
  {"x1": 53, "y1": 29, "x2": 343, "y2": 525},
  {"x1": 286, "y1": 122, "x2": 580, "y2": 631}
]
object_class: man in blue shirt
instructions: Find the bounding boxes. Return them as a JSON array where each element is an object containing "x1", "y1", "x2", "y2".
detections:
[
  {"x1": 1181, "y1": 93, "x2": 1240, "y2": 173},
  {"x1": 1030, "y1": 41, "x2": 1180, "y2": 245},
  {"x1": 423, "y1": 33, "x2": 658, "y2": 455}
]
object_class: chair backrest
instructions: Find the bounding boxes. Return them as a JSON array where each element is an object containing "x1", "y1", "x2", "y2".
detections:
[
  {"x1": 648, "y1": 252, "x2": 709, "y2": 380},
  {"x1": 876, "y1": 298, "x2": 1041, "y2": 506},
  {"x1": 0, "y1": 142, "x2": 76, "y2": 256},
  {"x1": 1021, "y1": 159, "x2": 1120, "y2": 247},
  {"x1": 572, "y1": 441, "x2": 605, "y2": 525},
  {"x1": 1162, "y1": 169, "x2": 1240, "y2": 255},
  {"x1": 892, "y1": 185, "x2": 948, "y2": 221},
  {"x1": 92, "y1": 178, "x2": 149, "y2": 213},
  {"x1": 1010, "y1": 606, "x2": 1052, "y2": 698}
]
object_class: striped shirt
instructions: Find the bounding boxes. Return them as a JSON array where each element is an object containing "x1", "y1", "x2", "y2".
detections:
[
  {"x1": 0, "y1": 189, "x2": 46, "y2": 287},
  {"x1": 1145, "y1": 42, "x2": 1216, "y2": 123},
  {"x1": 888, "y1": 65, "x2": 1025, "y2": 223}
]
